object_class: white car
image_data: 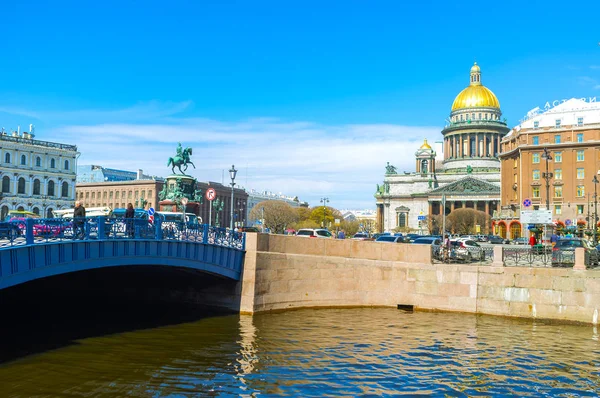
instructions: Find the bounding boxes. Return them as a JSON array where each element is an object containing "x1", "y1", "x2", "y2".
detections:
[{"x1": 296, "y1": 229, "x2": 333, "y2": 238}]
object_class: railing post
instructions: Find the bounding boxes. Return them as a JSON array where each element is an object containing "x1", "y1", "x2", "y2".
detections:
[
  {"x1": 574, "y1": 247, "x2": 586, "y2": 270},
  {"x1": 98, "y1": 216, "x2": 105, "y2": 240},
  {"x1": 203, "y1": 224, "x2": 209, "y2": 243},
  {"x1": 492, "y1": 246, "x2": 504, "y2": 267},
  {"x1": 26, "y1": 218, "x2": 34, "y2": 245},
  {"x1": 154, "y1": 218, "x2": 163, "y2": 240}
]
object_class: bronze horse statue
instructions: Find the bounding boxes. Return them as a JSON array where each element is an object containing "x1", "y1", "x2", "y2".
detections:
[{"x1": 167, "y1": 147, "x2": 196, "y2": 174}]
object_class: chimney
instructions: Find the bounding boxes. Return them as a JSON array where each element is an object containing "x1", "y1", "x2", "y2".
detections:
[{"x1": 137, "y1": 169, "x2": 143, "y2": 180}]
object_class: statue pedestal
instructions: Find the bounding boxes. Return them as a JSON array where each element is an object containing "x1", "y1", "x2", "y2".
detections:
[{"x1": 158, "y1": 174, "x2": 203, "y2": 215}]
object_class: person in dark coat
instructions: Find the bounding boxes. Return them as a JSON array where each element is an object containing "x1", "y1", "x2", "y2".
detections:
[
  {"x1": 125, "y1": 203, "x2": 135, "y2": 238},
  {"x1": 73, "y1": 201, "x2": 86, "y2": 239}
]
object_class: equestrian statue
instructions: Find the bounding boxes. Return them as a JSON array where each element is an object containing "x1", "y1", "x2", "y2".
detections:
[{"x1": 167, "y1": 143, "x2": 196, "y2": 174}]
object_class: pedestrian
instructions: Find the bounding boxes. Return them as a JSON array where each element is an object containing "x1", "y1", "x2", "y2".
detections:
[
  {"x1": 528, "y1": 234, "x2": 537, "y2": 247},
  {"x1": 550, "y1": 231, "x2": 559, "y2": 247},
  {"x1": 125, "y1": 202, "x2": 135, "y2": 238},
  {"x1": 73, "y1": 201, "x2": 86, "y2": 239},
  {"x1": 337, "y1": 229, "x2": 345, "y2": 239}
]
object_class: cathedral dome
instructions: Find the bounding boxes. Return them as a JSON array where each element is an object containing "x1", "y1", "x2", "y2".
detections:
[{"x1": 451, "y1": 62, "x2": 500, "y2": 111}]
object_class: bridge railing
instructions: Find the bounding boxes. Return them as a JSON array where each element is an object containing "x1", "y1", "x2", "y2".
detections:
[{"x1": 0, "y1": 217, "x2": 246, "y2": 251}]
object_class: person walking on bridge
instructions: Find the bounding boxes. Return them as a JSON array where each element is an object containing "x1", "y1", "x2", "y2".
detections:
[
  {"x1": 73, "y1": 201, "x2": 86, "y2": 239},
  {"x1": 125, "y1": 203, "x2": 135, "y2": 238}
]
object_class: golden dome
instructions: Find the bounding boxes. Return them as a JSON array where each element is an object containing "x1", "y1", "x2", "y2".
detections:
[
  {"x1": 451, "y1": 62, "x2": 500, "y2": 111},
  {"x1": 420, "y1": 139, "x2": 432, "y2": 150}
]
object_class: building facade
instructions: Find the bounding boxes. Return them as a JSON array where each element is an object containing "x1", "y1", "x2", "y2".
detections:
[
  {"x1": 375, "y1": 63, "x2": 509, "y2": 234},
  {"x1": 0, "y1": 129, "x2": 79, "y2": 219},
  {"x1": 77, "y1": 165, "x2": 158, "y2": 183},
  {"x1": 496, "y1": 98, "x2": 600, "y2": 238},
  {"x1": 76, "y1": 180, "x2": 164, "y2": 211}
]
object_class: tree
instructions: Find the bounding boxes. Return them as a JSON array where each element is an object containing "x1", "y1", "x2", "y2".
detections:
[
  {"x1": 309, "y1": 206, "x2": 342, "y2": 229},
  {"x1": 427, "y1": 214, "x2": 444, "y2": 235},
  {"x1": 340, "y1": 219, "x2": 360, "y2": 236},
  {"x1": 249, "y1": 201, "x2": 298, "y2": 234},
  {"x1": 445, "y1": 208, "x2": 489, "y2": 235}
]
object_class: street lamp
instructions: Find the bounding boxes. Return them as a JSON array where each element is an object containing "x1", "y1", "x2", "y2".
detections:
[
  {"x1": 229, "y1": 165, "x2": 237, "y2": 230},
  {"x1": 541, "y1": 147, "x2": 553, "y2": 211},
  {"x1": 320, "y1": 197, "x2": 329, "y2": 228},
  {"x1": 593, "y1": 175, "x2": 599, "y2": 245}
]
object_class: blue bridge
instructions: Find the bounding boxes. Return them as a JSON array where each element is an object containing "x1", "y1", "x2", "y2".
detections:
[{"x1": 0, "y1": 217, "x2": 246, "y2": 291}]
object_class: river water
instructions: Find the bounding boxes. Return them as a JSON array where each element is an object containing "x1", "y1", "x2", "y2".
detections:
[{"x1": 0, "y1": 307, "x2": 599, "y2": 397}]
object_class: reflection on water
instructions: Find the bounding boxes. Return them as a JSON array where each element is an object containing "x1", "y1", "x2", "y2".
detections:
[{"x1": 0, "y1": 308, "x2": 599, "y2": 396}]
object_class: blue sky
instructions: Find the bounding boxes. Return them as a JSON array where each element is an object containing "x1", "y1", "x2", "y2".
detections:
[{"x1": 1, "y1": 1, "x2": 599, "y2": 209}]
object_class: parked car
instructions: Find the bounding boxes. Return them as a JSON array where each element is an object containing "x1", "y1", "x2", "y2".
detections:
[
  {"x1": 241, "y1": 226, "x2": 260, "y2": 233},
  {"x1": 296, "y1": 229, "x2": 333, "y2": 238},
  {"x1": 552, "y1": 238, "x2": 599, "y2": 267},
  {"x1": 406, "y1": 234, "x2": 422, "y2": 243},
  {"x1": 512, "y1": 237, "x2": 528, "y2": 245},
  {"x1": 375, "y1": 235, "x2": 404, "y2": 243},
  {"x1": 413, "y1": 237, "x2": 442, "y2": 245},
  {"x1": 372, "y1": 232, "x2": 390, "y2": 240},
  {"x1": 487, "y1": 235, "x2": 509, "y2": 244},
  {"x1": 352, "y1": 233, "x2": 370, "y2": 240},
  {"x1": 0, "y1": 222, "x2": 21, "y2": 239},
  {"x1": 451, "y1": 239, "x2": 486, "y2": 261}
]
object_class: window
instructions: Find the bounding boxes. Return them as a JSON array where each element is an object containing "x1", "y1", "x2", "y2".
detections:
[
  {"x1": 577, "y1": 150, "x2": 585, "y2": 161},
  {"x1": 578, "y1": 117, "x2": 583, "y2": 126},
  {"x1": 533, "y1": 170, "x2": 540, "y2": 180},
  {"x1": 128, "y1": 191, "x2": 132, "y2": 199},
  {"x1": 555, "y1": 152, "x2": 562, "y2": 162},
  {"x1": 1, "y1": 176, "x2": 10, "y2": 193},
  {"x1": 48, "y1": 180, "x2": 55, "y2": 196},
  {"x1": 109, "y1": 191, "x2": 113, "y2": 199},
  {"x1": 532, "y1": 136, "x2": 539, "y2": 145},
  {"x1": 577, "y1": 205, "x2": 584, "y2": 215},
  {"x1": 36, "y1": 157, "x2": 41, "y2": 167},
  {"x1": 4, "y1": 153, "x2": 10, "y2": 163},
  {"x1": 554, "y1": 169, "x2": 562, "y2": 180},
  {"x1": 17, "y1": 178, "x2": 25, "y2": 194},
  {"x1": 577, "y1": 168, "x2": 585, "y2": 179},
  {"x1": 532, "y1": 153, "x2": 540, "y2": 163},
  {"x1": 92, "y1": 192, "x2": 96, "y2": 199},
  {"x1": 554, "y1": 186, "x2": 563, "y2": 198},
  {"x1": 141, "y1": 190, "x2": 146, "y2": 198},
  {"x1": 64, "y1": 160, "x2": 70, "y2": 170},
  {"x1": 61, "y1": 182, "x2": 68, "y2": 198},
  {"x1": 33, "y1": 179, "x2": 40, "y2": 195},
  {"x1": 148, "y1": 190, "x2": 152, "y2": 197},
  {"x1": 577, "y1": 133, "x2": 583, "y2": 143},
  {"x1": 533, "y1": 121, "x2": 539, "y2": 129},
  {"x1": 50, "y1": 158, "x2": 56, "y2": 168},
  {"x1": 555, "y1": 119, "x2": 561, "y2": 128},
  {"x1": 398, "y1": 213, "x2": 406, "y2": 227},
  {"x1": 555, "y1": 205, "x2": 562, "y2": 215},
  {"x1": 135, "y1": 190, "x2": 139, "y2": 199},
  {"x1": 85, "y1": 192, "x2": 89, "y2": 199},
  {"x1": 478, "y1": 113, "x2": 482, "y2": 120},
  {"x1": 577, "y1": 185, "x2": 585, "y2": 197},
  {"x1": 20, "y1": 155, "x2": 26, "y2": 165},
  {"x1": 533, "y1": 187, "x2": 540, "y2": 198},
  {"x1": 554, "y1": 135, "x2": 561, "y2": 144}
]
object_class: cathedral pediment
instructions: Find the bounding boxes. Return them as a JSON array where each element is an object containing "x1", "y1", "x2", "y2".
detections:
[{"x1": 428, "y1": 176, "x2": 500, "y2": 195}]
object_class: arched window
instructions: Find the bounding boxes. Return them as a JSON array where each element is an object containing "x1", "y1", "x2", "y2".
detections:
[
  {"x1": 36, "y1": 156, "x2": 41, "y2": 167},
  {"x1": 61, "y1": 181, "x2": 69, "y2": 198},
  {"x1": 33, "y1": 179, "x2": 41, "y2": 195},
  {"x1": 421, "y1": 160, "x2": 428, "y2": 174},
  {"x1": 46, "y1": 208, "x2": 54, "y2": 218},
  {"x1": 48, "y1": 180, "x2": 55, "y2": 196},
  {"x1": 17, "y1": 206, "x2": 24, "y2": 211},
  {"x1": 0, "y1": 205, "x2": 8, "y2": 220},
  {"x1": 398, "y1": 213, "x2": 407, "y2": 228},
  {"x1": 1, "y1": 176, "x2": 10, "y2": 193},
  {"x1": 20, "y1": 154, "x2": 26, "y2": 165},
  {"x1": 17, "y1": 177, "x2": 26, "y2": 194},
  {"x1": 50, "y1": 158, "x2": 56, "y2": 168},
  {"x1": 32, "y1": 207, "x2": 40, "y2": 215},
  {"x1": 64, "y1": 160, "x2": 70, "y2": 170},
  {"x1": 4, "y1": 153, "x2": 11, "y2": 163}
]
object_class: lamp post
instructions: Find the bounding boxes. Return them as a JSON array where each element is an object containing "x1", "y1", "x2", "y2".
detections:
[
  {"x1": 320, "y1": 197, "x2": 329, "y2": 228},
  {"x1": 541, "y1": 147, "x2": 553, "y2": 211},
  {"x1": 229, "y1": 165, "x2": 237, "y2": 230},
  {"x1": 593, "y1": 175, "x2": 599, "y2": 245}
]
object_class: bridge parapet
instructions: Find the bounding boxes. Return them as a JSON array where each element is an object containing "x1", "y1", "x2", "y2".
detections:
[{"x1": 0, "y1": 217, "x2": 245, "y2": 251}]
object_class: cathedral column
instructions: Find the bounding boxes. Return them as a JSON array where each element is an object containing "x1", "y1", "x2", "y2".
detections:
[{"x1": 451, "y1": 201, "x2": 456, "y2": 212}]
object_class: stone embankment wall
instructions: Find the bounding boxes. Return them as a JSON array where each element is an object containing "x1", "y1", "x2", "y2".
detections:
[{"x1": 240, "y1": 234, "x2": 600, "y2": 325}]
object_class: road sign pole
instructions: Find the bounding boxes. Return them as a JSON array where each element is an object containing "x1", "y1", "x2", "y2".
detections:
[{"x1": 442, "y1": 194, "x2": 446, "y2": 238}]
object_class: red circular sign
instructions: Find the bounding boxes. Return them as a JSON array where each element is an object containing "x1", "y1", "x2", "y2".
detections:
[{"x1": 206, "y1": 188, "x2": 216, "y2": 201}]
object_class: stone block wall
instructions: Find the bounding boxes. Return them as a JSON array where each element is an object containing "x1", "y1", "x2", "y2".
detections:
[{"x1": 240, "y1": 234, "x2": 600, "y2": 325}]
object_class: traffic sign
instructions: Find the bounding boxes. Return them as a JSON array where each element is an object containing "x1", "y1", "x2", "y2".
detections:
[
  {"x1": 206, "y1": 188, "x2": 216, "y2": 201},
  {"x1": 565, "y1": 219, "x2": 572, "y2": 226},
  {"x1": 148, "y1": 207, "x2": 155, "y2": 216},
  {"x1": 418, "y1": 215, "x2": 426, "y2": 221},
  {"x1": 520, "y1": 210, "x2": 552, "y2": 224},
  {"x1": 523, "y1": 199, "x2": 532, "y2": 207},
  {"x1": 149, "y1": 215, "x2": 154, "y2": 223}
]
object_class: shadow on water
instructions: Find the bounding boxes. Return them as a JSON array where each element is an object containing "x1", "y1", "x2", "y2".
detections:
[{"x1": 0, "y1": 265, "x2": 237, "y2": 364}]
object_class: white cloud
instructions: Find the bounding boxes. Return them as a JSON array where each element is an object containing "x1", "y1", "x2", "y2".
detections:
[{"x1": 18, "y1": 103, "x2": 440, "y2": 209}]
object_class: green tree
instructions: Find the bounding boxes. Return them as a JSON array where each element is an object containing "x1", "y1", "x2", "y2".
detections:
[
  {"x1": 446, "y1": 208, "x2": 489, "y2": 235},
  {"x1": 309, "y1": 206, "x2": 341, "y2": 228},
  {"x1": 249, "y1": 200, "x2": 298, "y2": 234}
]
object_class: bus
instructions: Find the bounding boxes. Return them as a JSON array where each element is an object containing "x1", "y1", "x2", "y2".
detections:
[
  {"x1": 4, "y1": 210, "x2": 41, "y2": 221},
  {"x1": 53, "y1": 207, "x2": 113, "y2": 219},
  {"x1": 155, "y1": 212, "x2": 201, "y2": 228}
]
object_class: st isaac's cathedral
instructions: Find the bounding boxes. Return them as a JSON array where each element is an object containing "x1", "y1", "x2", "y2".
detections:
[{"x1": 375, "y1": 63, "x2": 510, "y2": 233}]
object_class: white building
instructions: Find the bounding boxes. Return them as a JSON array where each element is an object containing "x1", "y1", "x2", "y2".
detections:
[
  {"x1": 245, "y1": 189, "x2": 306, "y2": 225},
  {"x1": 375, "y1": 63, "x2": 509, "y2": 234},
  {"x1": 0, "y1": 128, "x2": 79, "y2": 219}
]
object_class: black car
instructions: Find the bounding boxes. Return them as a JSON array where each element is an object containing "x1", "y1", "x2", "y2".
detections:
[
  {"x1": 0, "y1": 222, "x2": 21, "y2": 239},
  {"x1": 487, "y1": 235, "x2": 509, "y2": 244},
  {"x1": 552, "y1": 238, "x2": 599, "y2": 267}
]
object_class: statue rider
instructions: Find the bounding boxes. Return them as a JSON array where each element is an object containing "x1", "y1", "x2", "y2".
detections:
[{"x1": 176, "y1": 142, "x2": 183, "y2": 158}]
